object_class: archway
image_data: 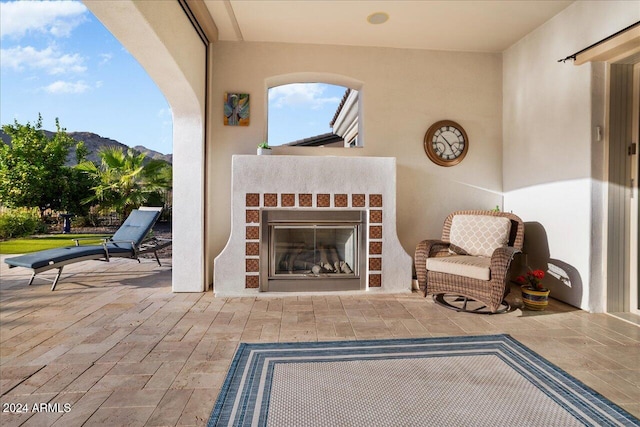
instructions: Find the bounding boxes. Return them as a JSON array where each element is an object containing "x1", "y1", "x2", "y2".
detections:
[{"x1": 85, "y1": 0, "x2": 207, "y2": 291}]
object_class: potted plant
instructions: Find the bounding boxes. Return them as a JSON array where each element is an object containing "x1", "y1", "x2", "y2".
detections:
[
  {"x1": 518, "y1": 269, "x2": 550, "y2": 311},
  {"x1": 257, "y1": 142, "x2": 272, "y2": 155}
]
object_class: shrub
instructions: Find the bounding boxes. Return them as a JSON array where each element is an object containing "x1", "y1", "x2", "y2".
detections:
[
  {"x1": 0, "y1": 208, "x2": 46, "y2": 239},
  {"x1": 73, "y1": 213, "x2": 99, "y2": 228}
]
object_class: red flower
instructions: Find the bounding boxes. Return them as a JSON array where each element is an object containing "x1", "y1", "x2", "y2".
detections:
[
  {"x1": 519, "y1": 269, "x2": 546, "y2": 290},
  {"x1": 531, "y1": 270, "x2": 545, "y2": 279}
]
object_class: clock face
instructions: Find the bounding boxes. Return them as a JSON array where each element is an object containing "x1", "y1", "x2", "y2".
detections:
[{"x1": 424, "y1": 120, "x2": 469, "y2": 167}]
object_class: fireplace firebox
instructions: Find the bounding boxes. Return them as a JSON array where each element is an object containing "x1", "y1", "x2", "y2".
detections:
[{"x1": 260, "y1": 210, "x2": 367, "y2": 292}]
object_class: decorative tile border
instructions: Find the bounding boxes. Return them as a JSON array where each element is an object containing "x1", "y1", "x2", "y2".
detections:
[
  {"x1": 369, "y1": 194, "x2": 383, "y2": 207},
  {"x1": 317, "y1": 194, "x2": 330, "y2": 207},
  {"x1": 245, "y1": 276, "x2": 259, "y2": 288},
  {"x1": 334, "y1": 194, "x2": 348, "y2": 207},
  {"x1": 369, "y1": 273, "x2": 382, "y2": 287},
  {"x1": 246, "y1": 193, "x2": 260, "y2": 207},
  {"x1": 246, "y1": 210, "x2": 259, "y2": 224},
  {"x1": 369, "y1": 242, "x2": 382, "y2": 255},
  {"x1": 246, "y1": 242, "x2": 259, "y2": 256},
  {"x1": 264, "y1": 193, "x2": 278, "y2": 207},
  {"x1": 281, "y1": 194, "x2": 295, "y2": 207},
  {"x1": 299, "y1": 194, "x2": 312, "y2": 207},
  {"x1": 244, "y1": 192, "x2": 383, "y2": 289}
]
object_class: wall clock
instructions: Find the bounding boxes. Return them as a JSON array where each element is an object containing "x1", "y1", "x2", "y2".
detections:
[{"x1": 423, "y1": 120, "x2": 469, "y2": 167}]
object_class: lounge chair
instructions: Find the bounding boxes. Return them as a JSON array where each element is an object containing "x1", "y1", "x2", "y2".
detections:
[{"x1": 4, "y1": 207, "x2": 171, "y2": 290}]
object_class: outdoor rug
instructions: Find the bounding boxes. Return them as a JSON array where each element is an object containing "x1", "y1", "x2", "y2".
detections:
[{"x1": 207, "y1": 334, "x2": 639, "y2": 427}]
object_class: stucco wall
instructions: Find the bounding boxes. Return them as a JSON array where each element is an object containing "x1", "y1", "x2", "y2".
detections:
[
  {"x1": 503, "y1": 1, "x2": 640, "y2": 311},
  {"x1": 207, "y1": 41, "x2": 503, "y2": 282},
  {"x1": 86, "y1": 0, "x2": 207, "y2": 292}
]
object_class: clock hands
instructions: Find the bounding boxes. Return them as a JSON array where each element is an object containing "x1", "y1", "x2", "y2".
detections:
[{"x1": 441, "y1": 134, "x2": 453, "y2": 150}]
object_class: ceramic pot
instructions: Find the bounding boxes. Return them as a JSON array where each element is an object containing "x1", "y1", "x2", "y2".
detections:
[
  {"x1": 257, "y1": 147, "x2": 272, "y2": 155},
  {"x1": 521, "y1": 285, "x2": 550, "y2": 311}
]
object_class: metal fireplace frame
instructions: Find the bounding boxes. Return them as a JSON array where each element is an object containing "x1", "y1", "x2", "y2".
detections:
[{"x1": 260, "y1": 209, "x2": 367, "y2": 292}]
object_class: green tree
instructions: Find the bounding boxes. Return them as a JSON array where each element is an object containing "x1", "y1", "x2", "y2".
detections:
[
  {"x1": 0, "y1": 115, "x2": 75, "y2": 215},
  {"x1": 75, "y1": 141, "x2": 89, "y2": 164},
  {"x1": 77, "y1": 147, "x2": 172, "y2": 217}
]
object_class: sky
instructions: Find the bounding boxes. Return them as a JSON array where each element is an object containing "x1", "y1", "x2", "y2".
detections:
[
  {"x1": 0, "y1": 0, "x2": 173, "y2": 155},
  {"x1": 268, "y1": 83, "x2": 346, "y2": 146},
  {"x1": 0, "y1": 0, "x2": 348, "y2": 154}
]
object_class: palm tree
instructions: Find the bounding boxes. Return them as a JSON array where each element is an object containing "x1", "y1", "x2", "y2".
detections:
[{"x1": 77, "y1": 147, "x2": 172, "y2": 217}]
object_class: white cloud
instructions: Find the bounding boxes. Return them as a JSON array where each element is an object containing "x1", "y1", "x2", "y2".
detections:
[
  {"x1": 157, "y1": 108, "x2": 172, "y2": 118},
  {"x1": 1, "y1": 45, "x2": 86, "y2": 74},
  {"x1": 158, "y1": 108, "x2": 173, "y2": 127},
  {"x1": 269, "y1": 83, "x2": 341, "y2": 110},
  {"x1": 99, "y1": 53, "x2": 113, "y2": 65},
  {"x1": 0, "y1": 1, "x2": 87, "y2": 39},
  {"x1": 44, "y1": 80, "x2": 89, "y2": 94}
]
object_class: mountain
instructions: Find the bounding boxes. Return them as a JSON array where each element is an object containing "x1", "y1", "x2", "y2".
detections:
[
  {"x1": 132, "y1": 145, "x2": 173, "y2": 164},
  {"x1": 0, "y1": 130, "x2": 172, "y2": 165}
]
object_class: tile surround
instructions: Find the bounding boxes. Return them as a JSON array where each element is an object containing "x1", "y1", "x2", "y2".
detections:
[
  {"x1": 334, "y1": 194, "x2": 348, "y2": 207},
  {"x1": 317, "y1": 194, "x2": 331, "y2": 207},
  {"x1": 245, "y1": 259, "x2": 259, "y2": 273},
  {"x1": 281, "y1": 194, "x2": 295, "y2": 207},
  {"x1": 264, "y1": 193, "x2": 278, "y2": 207},
  {"x1": 243, "y1": 192, "x2": 384, "y2": 289},
  {"x1": 369, "y1": 194, "x2": 383, "y2": 207},
  {"x1": 369, "y1": 273, "x2": 382, "y2": 287},
  {"x1": 246, "y1": 242, "x2": 259, "y2": 256},
  {"x1": 246, "y1": 226, "x2": 259, "y2": 240},
  {"x1": 369, "y1": 242, "x2": 383, "y2": 255},
  {"x1": 369, "y1": 226, "x2": 383, "y2": 239},
  {"x1": 370, "y1": 210, "x2": 383, "y2": 223},
  {"x1": 246, "y1": 210, "x2": 259, "y2": 224},
  {"x1": 245, "y1": 275, "x2": 259, "y2": 288},
  {"x1": 299, "y1": 194, "x2": 312, "y2": 207},
  {"x1": 352, "y1": 194, "x2": 365, "y2": 207},
  {"x1": 246, "y1": 193, "x2": 260, "y2": 207}
]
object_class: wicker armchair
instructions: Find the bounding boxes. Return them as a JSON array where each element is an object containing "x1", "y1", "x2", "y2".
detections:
[{"x1": 415, "y1": 210, "x2": 524, "y2": 313}]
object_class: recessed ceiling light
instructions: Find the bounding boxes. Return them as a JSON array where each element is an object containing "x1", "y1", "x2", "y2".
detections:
[{"x1": 367, "y1": 12, "x2": 389, "y2": 25}]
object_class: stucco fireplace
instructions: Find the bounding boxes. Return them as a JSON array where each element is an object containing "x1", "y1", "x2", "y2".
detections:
[{"x1": 213, "y1": 155, "x2": 412, "y2": 296}]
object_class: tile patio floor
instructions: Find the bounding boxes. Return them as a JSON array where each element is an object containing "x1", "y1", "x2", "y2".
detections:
[{"x1": 1, "y1": 255, "x2": 639, "y2": 426}]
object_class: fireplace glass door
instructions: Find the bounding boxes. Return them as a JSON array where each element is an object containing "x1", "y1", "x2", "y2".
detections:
[
  {"x1": 272, "y1": 225, "x2": 358, "y2": 277},
  {"x1": 260, "y1": 210, "x2": 366, "y2": 292}
]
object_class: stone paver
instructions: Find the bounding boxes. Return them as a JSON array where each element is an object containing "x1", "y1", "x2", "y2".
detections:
[{"x1": 1, "y1": 255, "x2": 639, "y2": 426}]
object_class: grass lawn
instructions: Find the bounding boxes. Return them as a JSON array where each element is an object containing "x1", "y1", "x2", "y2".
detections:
[{"x1": 0, "y1": 234, "x2": 109, "y2": 255}]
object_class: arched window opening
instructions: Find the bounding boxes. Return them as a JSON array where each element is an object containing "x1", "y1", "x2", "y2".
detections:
[{"x1": 267, "y1": 83, "x2": 360, "y2": 147}]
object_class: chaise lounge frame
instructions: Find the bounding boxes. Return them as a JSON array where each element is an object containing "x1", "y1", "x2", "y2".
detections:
[{"x1": 5, "y1": 207, "x2": 171, "y2": 291}]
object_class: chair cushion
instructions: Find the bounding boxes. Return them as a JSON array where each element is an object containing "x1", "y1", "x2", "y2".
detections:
[
  {"x1": 449, "y1": 215, "x2": 511, "y2": 257},
  {"x1": 111, "y1": 209, "x2": 160, "y2": 245},
  {"x1": 5, "y1": 246, "x2": 108, "y2": 270},
  {"x1": 426, "y1": 255, "x2": 491, "y2": 281}
]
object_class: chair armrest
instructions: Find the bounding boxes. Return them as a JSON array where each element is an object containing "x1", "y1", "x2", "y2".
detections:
[
  {"x1": 490, "y1": 246, "x2": 521, "y2": 284},
  {"x1": 100, "y1": 240, "x2": 137, "y2": 261},
  {"x1": 72, "y1": 236, "x2": 112, "y2": 246},
  {"x1": 141, "y1": 236, "x2": 171, "y2": 243},
  {"x1": 106, "y1": 240, "x2": 137, "y2": 246},
  {"x1": 415, "y1": 239, "x2": 450, "y2": 289}
]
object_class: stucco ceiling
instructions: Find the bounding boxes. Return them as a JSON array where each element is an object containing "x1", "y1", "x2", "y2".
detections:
[{"x1": 204, "y1": 0, "x2": 574, "y2": 52}]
